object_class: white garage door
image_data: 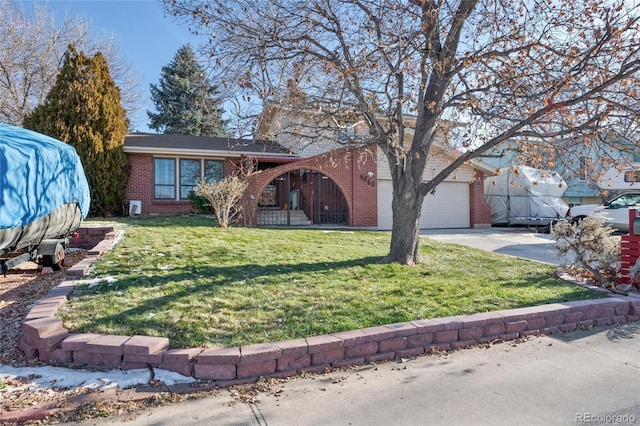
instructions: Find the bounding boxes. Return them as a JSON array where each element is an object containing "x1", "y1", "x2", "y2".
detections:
[{"x1": 377, "y1": 180, "x2": 470, "y2": 230}]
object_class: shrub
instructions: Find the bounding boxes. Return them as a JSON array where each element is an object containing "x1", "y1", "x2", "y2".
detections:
[
  {"x1": 194, "y1": 176, "x2": 248, "y2": 228},
  {"x1": 188, "y1": 191, "x2": 209, "y2": 214},
  {"x1": 552, "y1": 216, "x2": 620, "y2": 287}
]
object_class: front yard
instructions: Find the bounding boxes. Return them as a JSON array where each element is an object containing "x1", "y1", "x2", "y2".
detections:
[{"x1": 58, "y1": 216, "x2": 600, "y2": 348}]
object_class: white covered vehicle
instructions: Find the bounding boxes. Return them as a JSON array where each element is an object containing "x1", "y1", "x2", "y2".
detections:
[
  {"x1": 596, "y1": 164, "x2": 640, "y2": 190},
  {"x1": 484, "y1": 165, "x2": 569, "y2": 227}
]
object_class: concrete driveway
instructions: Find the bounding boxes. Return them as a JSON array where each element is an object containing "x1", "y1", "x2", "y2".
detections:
[{"x1": 421, "y1": 227, "x2": 570, "y2": 265}]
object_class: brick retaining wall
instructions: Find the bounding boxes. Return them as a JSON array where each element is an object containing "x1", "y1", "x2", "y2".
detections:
[
  {"x1": 68, "y1": 226, "x2": 119, "y2": 252},
  {"x1": 19, "y1": 227, "x2": 640, "y2": 387}
]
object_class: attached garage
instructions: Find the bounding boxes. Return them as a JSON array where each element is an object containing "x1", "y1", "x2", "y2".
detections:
[
  {"x1": 420, "y1": 182, "x2": 470, "y2": 228},
  {"x1": 376, "y1": 145, "x2": 494, "y2": 231},
  {"x1": 377, "y1": 180, "x2": 470, "y2": 230}
]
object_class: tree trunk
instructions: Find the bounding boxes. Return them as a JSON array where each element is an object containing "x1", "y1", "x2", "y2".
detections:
[{"x1": 380, "y1": 181, "x2": 426, "y2": 266}]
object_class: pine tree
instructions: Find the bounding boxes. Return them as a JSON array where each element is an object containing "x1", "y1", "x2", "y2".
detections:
[
  {"x1": 148, "y1": 44, "x2": 226, "y2": 136},
  {"x1": 24, "y1": 45, "x2": 130, "y2": 217}
]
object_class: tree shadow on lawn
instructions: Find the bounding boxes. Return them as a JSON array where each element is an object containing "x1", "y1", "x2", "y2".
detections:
[
  {"x1": 102, "y1": 255, "x2": 384, "y2": 291},
  {"x1": 65, "y1": 255, "x2": 604, "y2": 348},
  {"x1": 68, "y1": 256, "x2": 382, "y2": 344}
]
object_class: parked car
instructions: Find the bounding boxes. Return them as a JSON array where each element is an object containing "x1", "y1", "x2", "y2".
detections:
[{"x1": 566, "y1": 192, "x2": 640, "y2": 233}]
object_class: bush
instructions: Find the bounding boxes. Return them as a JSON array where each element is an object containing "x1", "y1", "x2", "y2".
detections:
[
  {"x1": 551, "y1": 216, "x2": 620, "y2": 287},
  {"x1": 194, "y1": 176, "x2": 248, "y2": 228},
  {"x1": 188, "y1": 191, "x2": 210, "y2": 214}
]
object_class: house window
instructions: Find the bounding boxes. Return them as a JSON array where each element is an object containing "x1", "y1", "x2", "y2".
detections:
[
  {"x1": 204, "y1": 160, "x2": 224, "y2": 182},
  {"x1": 579, "y1": 156, "x2": 587, "y2": 181},
  {"x1": 624, "y1": 170, "x2": 640, "y2": 183},
  {"x1": 180, "y1": 159, "x2": 201, "y2": 199},
  {"x1": 154, "y1": 158, "x2": 225, "y2": 200},
  {"x1": 154, "y1": 158, "x2": 176, "y2": 199},
  {"x1": 566, "y1": 197, "x2": 582, "y2": 208}
]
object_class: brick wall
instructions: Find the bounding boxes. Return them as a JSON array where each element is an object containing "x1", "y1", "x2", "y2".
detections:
[
  {"x1": 469, "y1": 171, "x2": 492, "y2": 228},
  {"x1": 125, "y1": 154, "x2": 153, "y2": 210},
  {"x1": 69, "y1": 227, "x2": 117, "y2": 251},
  {"x1": 618, "y1": 235, "x2": 640, "y2": 286},
  {"x1": 127, "y1": 154, "x2": 238, "y2": 216},
  {"x1": 244, "y1": 147, "x2": 377, "y2": 227},
  {"x1": 617, "y1": 210, "x2": 640, "y2": 287}
]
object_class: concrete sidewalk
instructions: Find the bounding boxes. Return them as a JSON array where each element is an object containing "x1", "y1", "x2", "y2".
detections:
[{"x1": 73, "y1": 322, "x2": 640, "y2": 426}]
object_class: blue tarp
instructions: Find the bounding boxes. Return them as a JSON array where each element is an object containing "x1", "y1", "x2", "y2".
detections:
[{"x1": 0, "y1": 124, "x2": 90, "y2": 230}]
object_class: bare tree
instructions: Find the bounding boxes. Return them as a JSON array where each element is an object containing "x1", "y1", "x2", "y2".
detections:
[
  {"x1": 0, "y1": 0, "x2": 143, "y2": 127},
  {"x1": 165, "y1": 0, "x2": 640, "y2": 265}
]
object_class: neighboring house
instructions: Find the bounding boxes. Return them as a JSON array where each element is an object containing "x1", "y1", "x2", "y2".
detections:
[
  {"x1": 554, "y1": 136, "x2": 640, "y2": 206},
  {"x1": 478, "y1": 136, "x2": 640, "y2": 207},
  {"x1": 123, "y1": 108, "x2": 496, "y2": 230}
]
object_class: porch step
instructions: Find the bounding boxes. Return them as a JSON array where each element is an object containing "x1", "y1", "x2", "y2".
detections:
[{"x1": 258, "y1": 209, "x2": 312, "y2": 226}]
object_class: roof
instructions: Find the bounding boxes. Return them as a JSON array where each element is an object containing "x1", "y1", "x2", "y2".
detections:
[
  {"x1": 258, "y1": 103, "x2": 496, "y2": 175},
  {"x1": 123, "y1": 133, "x2": 298, "y2": 159}
]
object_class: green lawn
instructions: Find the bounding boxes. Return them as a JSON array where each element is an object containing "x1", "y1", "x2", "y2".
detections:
[{"x1": 59, "y1": 216, "x2": 600, "y2": 348}]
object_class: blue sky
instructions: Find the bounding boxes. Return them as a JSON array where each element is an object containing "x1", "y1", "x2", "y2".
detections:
[{"x1": 27, "y1": 0, "x2": 206, "y2": 132}]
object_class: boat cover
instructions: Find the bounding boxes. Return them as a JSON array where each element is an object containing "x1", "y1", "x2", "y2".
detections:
[
  {"x1": 484, "y1": 165, "x2": 569, "y2": 225},
  {"x1": 0, "y1": 124, "x2": 90, "y2": 232}
]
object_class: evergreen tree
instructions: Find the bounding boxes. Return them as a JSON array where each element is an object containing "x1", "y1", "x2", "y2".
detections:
[
  {"x1": 148, "y1": 44, "x2": 226, "y2": 136},
  {"x1": 24, "y1": 45, "x2": 130, "y2": 217}
]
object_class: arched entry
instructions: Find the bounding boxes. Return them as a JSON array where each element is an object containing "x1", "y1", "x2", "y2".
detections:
[{"x1": 257, "y1": 170, "x2": 349, "y2": 226}]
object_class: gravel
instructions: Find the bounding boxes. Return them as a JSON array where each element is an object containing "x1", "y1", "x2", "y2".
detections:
[
  {"x1": 0, "y1": 252, "x2": 93, "y2": 417},
  {"x1": 0, "y1": 251, "x2": 85, "y2": 368}
]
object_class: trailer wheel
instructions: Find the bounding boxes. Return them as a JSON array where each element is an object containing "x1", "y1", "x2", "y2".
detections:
[{"x1": 42, "y1": 243, "x2": 65, "y2": 271}]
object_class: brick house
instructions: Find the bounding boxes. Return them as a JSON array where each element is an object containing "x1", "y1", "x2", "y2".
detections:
[
  {"x1": 124, "y1": 129, "x2": 494, "y2": 229},
  {"x1": 254, "y1": 104, "x2": 495, "y2": 229},
  {"x1": 125, "y1": 132, "x2": 295, "y2": 216}
]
